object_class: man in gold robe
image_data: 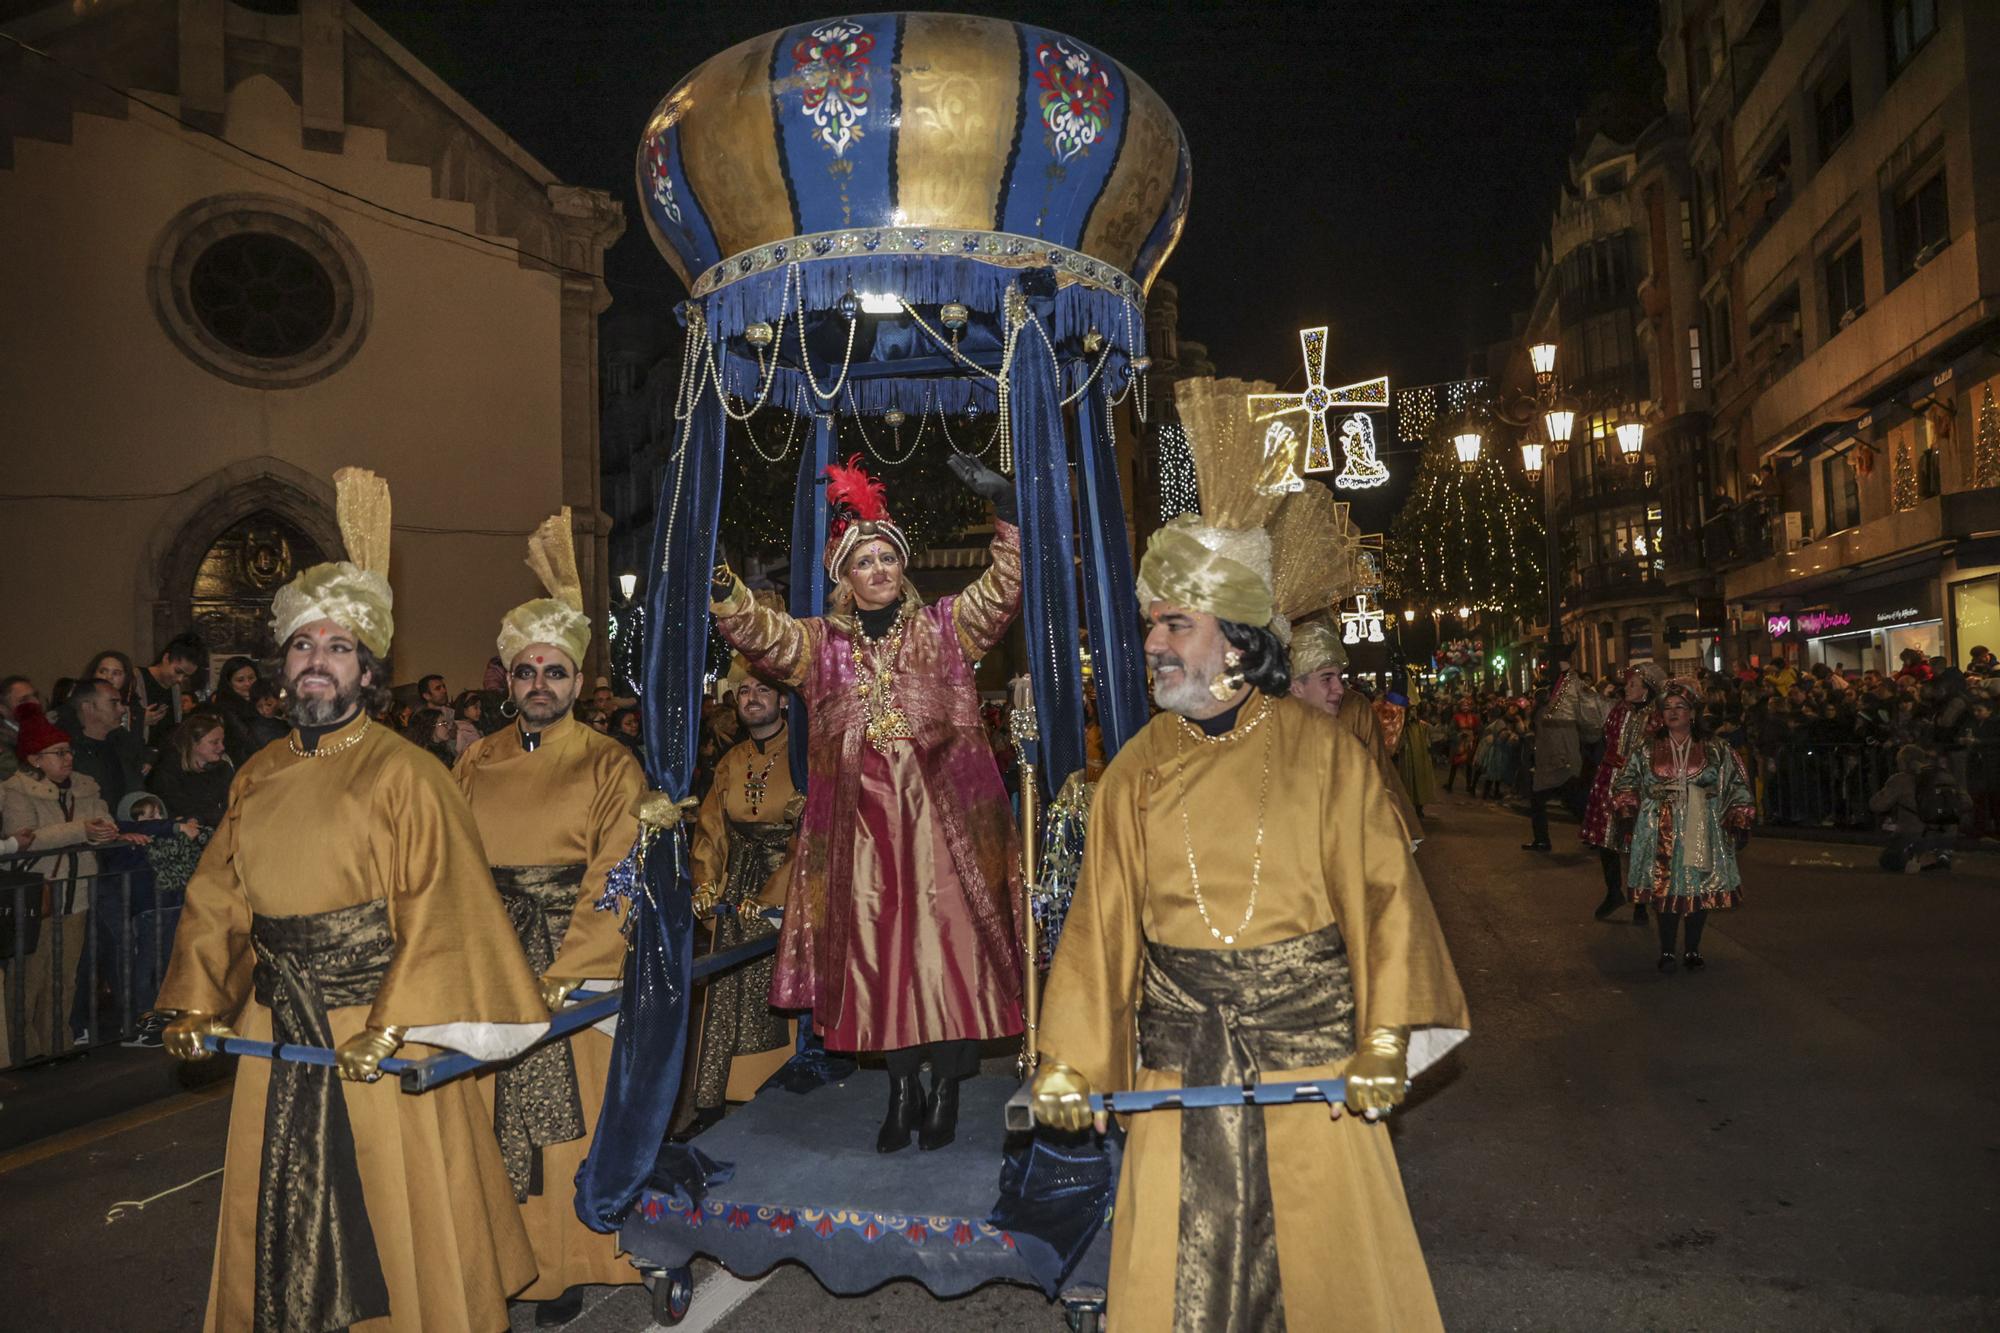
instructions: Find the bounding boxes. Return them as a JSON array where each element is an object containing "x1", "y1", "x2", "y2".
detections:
[
  {"x1": 453, "y1": 509, "x2": 645, "y2": 1326},
  {"x1": 161, "y1": 469, "x2": 551, "y2": 1333},
  {"x1": 679, "y1": 661, "x2": 799, "y2": 1137},
  {"x1": 1289, "y1": 620, "x2": 1424, "y2": 846},
  {"x1": 1033, "y1": 381, "x2": 1469, "y2": 1330}
]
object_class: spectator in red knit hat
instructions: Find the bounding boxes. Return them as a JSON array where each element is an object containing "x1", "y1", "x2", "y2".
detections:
[{"x1": 2, "y1": 703, "x2": 121, "y2": 1055}]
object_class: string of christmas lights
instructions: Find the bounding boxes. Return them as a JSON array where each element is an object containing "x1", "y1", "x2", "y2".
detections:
[
  {"x1": 1156, "y1": 419, "x2": 1200, "y2": 521},
  {"x1": 1975, "y1": 384, "x2": 1999, "y2": 488},
  {"x1": 1387, "y1": 430, "x2": 1546, "y2": 620}
]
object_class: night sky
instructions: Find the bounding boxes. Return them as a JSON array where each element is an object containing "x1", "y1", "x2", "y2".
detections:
[{"x1": 365, "y1": 0, "x2": 1661, "y2": 523}]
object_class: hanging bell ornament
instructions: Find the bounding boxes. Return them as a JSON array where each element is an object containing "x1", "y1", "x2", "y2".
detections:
[
  {"x1": 940, "y1": 302, "x2": 970, "y2": 332},
  {"x1": 1082, "y1": 326, "x2": 1104, "y2": 356},
  {"x1": 839, "y1": 289, "x2": 860, "y2": 321},
  {"x1": 743, "y1": 321, "x2": 774, "y2": 349},
  {"x1": 884, "y1": 407, "x2": 907, "y2": 428}
]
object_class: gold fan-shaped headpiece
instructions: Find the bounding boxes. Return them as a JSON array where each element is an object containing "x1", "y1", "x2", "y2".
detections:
[{"x1": 1135, "y1": 377, "x2": 1300, "y2": 629}]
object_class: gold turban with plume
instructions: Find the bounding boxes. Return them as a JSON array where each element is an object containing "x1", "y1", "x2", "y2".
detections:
[
  {"x1": 1135, "y1": 376, "x2": 1298, "y2": 630},
  {"x1": 497, "y1": 507, "x2": 591, "y2": 668},
  {"x1": 269, "y1": 467, "x2": 395, "y2": 656}
]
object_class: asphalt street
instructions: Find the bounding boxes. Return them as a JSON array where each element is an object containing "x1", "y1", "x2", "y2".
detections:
[{"x1": 3, "y1": 790, "x2": 1995, "y2": 1331}]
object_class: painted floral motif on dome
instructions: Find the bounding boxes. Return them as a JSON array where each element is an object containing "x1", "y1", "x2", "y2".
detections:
[
  {"x1": 645, "y1": 136, "x2": 682, "y2": 225},
  {"x1": 1033, "y1": 38, "x2": 1114, "y2": 164},
  {"x1": 792, "y1": 19, "x2": 874, "y2": 158}
]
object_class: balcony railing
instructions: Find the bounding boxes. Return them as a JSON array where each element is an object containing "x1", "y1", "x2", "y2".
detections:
[{"x1": 1565, "y1": 556, "x2": 1667, "y2": 602}]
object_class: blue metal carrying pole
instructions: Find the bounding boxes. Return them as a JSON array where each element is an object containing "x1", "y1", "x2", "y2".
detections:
[
  {"x1": 199, "y1": 928, "x2": 782, "y2": 1092},
  {"x1": 1002, "y1": 1077, "x2": 1352, "y2": 1132}
]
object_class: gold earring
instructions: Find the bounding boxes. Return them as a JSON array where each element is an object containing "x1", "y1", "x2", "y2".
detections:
[{"x1": 1208, "y1": 649, "x2": 1245, "y2": 702}]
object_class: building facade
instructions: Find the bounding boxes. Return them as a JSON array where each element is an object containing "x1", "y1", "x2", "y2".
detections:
[
  {"x1": 0, "y1": 0, "x2": 623, "y2": 690},
  {"x1": 1659, "y1": 0, "x2": 2000, "y2": 673},
  {"x1": 1499, "y1": 124, "x2": 1710, "y2": 679}
]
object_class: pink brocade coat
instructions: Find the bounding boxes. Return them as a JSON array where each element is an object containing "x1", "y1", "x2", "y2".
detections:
[
  {"x1": 1580, "y1": 701, "x2": 1648, "y2": 851},
  {"x1": 710, "y1": 524, "x2": 1025, "y2": 1054}
]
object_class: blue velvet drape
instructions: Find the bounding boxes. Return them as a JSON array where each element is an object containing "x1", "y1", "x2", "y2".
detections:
[
  {"x1": 786, "y1": 413, "x2": 834, "y2": 791},
  {"x1": 1009, "y1": 308, "x2": 1086, "y2": 797},
  {"x1": 573, "y1": 387, "x2": 725, "y2": 1232},
  {"x1": 1074, "y1": 380, "x2": 1149, "y2": 759}
]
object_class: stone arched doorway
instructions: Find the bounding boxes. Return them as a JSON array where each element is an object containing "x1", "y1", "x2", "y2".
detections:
[
  {"x1": 188, "y1": 511, "x2": 325, "y2": 659},
  {"x1": 142, "y1": 461, "x2": 341, "y2": 662}
]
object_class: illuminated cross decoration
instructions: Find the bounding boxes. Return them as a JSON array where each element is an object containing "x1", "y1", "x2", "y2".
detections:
[
  {"x1": 1341, "y1": 592, "x2": 1387, "y2": 645},
  {"x1": 1250, "y1": 326, "x2": 1391, "y2": 474}
]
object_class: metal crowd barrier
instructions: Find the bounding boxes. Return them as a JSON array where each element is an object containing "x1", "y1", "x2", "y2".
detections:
[
  {"x1": 1, "y1": 857, "x2": 176, "y2": 1071},
  {"x1": 1750, "y1": 739, "x2": 1996, "y2": 834}
]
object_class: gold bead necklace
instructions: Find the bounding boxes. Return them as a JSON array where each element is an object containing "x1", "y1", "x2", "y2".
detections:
[
  {"x1": 1172, "y1": 696, "x2": 1273, "y2": 944},
  {"x1": 851, "y1": 601, "x2": 914, "y2": 753},
  {"x1": 287, "y1": 717, "x2": 370, "y2": 759}
]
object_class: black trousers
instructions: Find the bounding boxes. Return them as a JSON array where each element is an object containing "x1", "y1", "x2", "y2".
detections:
[
  {"x1": 883, "y1": 1038, "x2": 980, "y2": 1082},
  {"x1": 1528, "y1": 777, "x2": 1584, "y2": 844}
]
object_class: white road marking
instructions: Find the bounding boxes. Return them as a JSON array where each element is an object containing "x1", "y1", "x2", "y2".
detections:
[{"x1": 671, "y1": 1269, "x2": 770, "y2": 1332}]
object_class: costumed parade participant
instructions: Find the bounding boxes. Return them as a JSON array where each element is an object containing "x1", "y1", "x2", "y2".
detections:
[
  {"x1": 1033, "y1": 379, "x2": 1469, "y2": 1330},
  {"x1": 680, "y1": 657, "x2": 799, "y2": 1138},
  {"x1": 708, "y1": 452, "x2": 1024, "y2": 1152},
  {"x1": 1269, "y1": 484, "x2": 1423, "y2": 846},
  {"x1": 1580, "y1": 661, "x2": 1665, "y2": 925},
  {"x1": 1523, "y1": 641, "x2": 1610, "y2": 851},
  {"x1": 453, "y1": 509, "x2": 645, "y2": 1326},
  {"x1": 1612, "y1": 677, "x2": 1755, "y2": 973},
  {"x1": 160, "y1": 468, "x2": 550, "y2": 1333},
  {"x1": 1377, "y1": 688, "x2": 1438, "y2": 821}
]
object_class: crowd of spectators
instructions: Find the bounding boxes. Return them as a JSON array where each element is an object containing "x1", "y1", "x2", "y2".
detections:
[
  {"x1": 1, "y1": 633, "x2": 641, "y2": 1066},
  {"x1": 1405, "y1": 646, "x2": 1997, "y2": 838}
]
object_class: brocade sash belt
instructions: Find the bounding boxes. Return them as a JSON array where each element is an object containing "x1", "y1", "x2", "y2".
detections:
[
  {"x1": 722, "y1": 818, "x2": 794, "y2": 914},
  {"x1": 249, "y1": 898, "x2": 395, "y2": 1333},
  {"x1": 1137, "y1": 923, "x2": 1357, "y2": 1333},
  {"x1": 491, "y1": 863, "x2": 588, "y2": 1201}
]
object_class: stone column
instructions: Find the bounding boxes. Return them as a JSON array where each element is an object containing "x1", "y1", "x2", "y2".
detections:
[{"x1": 545, "y1": 185, "x2": 625, "y2": 683}]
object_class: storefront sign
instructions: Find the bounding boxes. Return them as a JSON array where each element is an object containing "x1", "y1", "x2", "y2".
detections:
[{"x1": 1766, "y1": 576, "x2": 1939, "y2": 639}]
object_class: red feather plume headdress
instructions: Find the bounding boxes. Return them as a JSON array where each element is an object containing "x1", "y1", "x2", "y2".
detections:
[{"x1": 822, "y1": 454, "x2": 909, "y2": 576}]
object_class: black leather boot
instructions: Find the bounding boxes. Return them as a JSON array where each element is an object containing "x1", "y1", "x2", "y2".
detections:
[
  {"x1": 876, "y1": 1073, "x2": 925, "y2": 1153},
  {"x1": 535, "y1": 1286, "x2": 585, "y2": 1327},
  {"x1": 918, "y1": 1073, "x2": 960, "y2": 1151}
]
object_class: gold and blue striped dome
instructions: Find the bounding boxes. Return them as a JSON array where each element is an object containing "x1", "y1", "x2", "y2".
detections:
[{"x1": 637, "y1": 13, "x2": 1191, "y2": 308}]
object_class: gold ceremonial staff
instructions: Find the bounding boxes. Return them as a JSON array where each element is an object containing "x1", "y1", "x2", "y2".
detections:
[{"x1": 1009, "y1": 675, "x2": 1041, "y2": 1081}]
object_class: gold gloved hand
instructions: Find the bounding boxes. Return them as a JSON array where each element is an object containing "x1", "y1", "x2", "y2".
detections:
[
  {"x1": 162, "y1": 1010, "x2": 237, "y2": 1062},
  {"x1": 1342, "y1": 1026, "x2": 1410, "y2": 1119},
  {"x1": 690, "y1": 883, "x2": 721, "y2": 918},
  {"x1": 335, "y1": 1025, "x2": 407, "y2": 1083},
  {"x1": 540, "y1": 974, "x2": 582, "y2": 1011},
  {"x1": 1029, "y1": 1061, "x2": 1098, "y2": 1134}
]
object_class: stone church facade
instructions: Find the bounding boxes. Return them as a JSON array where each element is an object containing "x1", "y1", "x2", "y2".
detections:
[{"x1": 0, "y1": 0, "x2": 623, "y2": 689}]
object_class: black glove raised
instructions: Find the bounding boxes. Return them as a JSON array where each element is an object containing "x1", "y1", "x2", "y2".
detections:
[{"x1": 947, "y1": 453, "x2": 1018, "y2": 525}]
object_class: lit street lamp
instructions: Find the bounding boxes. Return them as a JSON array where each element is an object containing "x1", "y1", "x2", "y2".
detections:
[
  {"x1": 1519, "y1": 438, "x2": 1545, "y2": 483},
  {"x1": 1452, "y1": 426, "x2": 1483, "y2": 473},
  {"x1": 1616, "y1": 416, "x2": 1647, "y2": 462}
]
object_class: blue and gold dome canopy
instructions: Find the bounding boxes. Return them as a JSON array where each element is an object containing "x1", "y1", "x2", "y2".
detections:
[{"x1": 637, "y1": 12, "x2": 1190, "y2": 408}]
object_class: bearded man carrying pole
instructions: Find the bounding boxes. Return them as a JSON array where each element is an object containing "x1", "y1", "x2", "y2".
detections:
[
  {"x1": 1032, "y1": 383, "x2": 1470, "y2": 1330},
  {"x1": 453, "y1": 509, "x2": 646, "y2": 1327},
  {"x1": 161, "y1": 468, "x2": 550, "y2": 1333}
]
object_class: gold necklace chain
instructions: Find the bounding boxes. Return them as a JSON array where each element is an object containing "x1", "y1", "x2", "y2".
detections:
[
  {"x1": 1172, "y1": 699, "x2": 1274, "y2": 945},
  {"x1": 1175, "y1": 693, "x2": 1270, "y2": 746},
  {"x1": 743, "y1": 748, "x2": 779, "y2": 814},
  {"x1": 851, "y1": 601, "x2": 913, "y2": 753},
  {"x1": 288, "y1": 716, "x2": 370, "y2": 759}
]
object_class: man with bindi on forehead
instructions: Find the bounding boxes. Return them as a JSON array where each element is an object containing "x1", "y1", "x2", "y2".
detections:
[{"x1": 452, "y1": 508, "x2": 647, "y2": 1327}]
